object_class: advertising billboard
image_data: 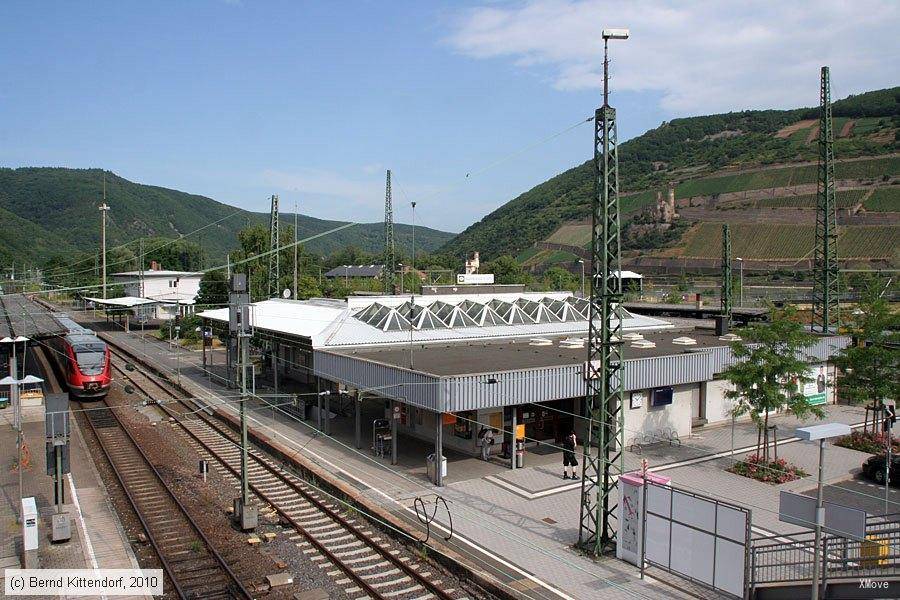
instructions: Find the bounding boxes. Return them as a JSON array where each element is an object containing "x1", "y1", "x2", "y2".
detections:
[{"x1": 800, "y1": 365, "x2": 828, "y2": 406}]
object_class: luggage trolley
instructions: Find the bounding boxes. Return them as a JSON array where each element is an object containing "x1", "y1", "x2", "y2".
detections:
[{"x1": 372, "y1": 418, "x2": 392, "y2": 458}]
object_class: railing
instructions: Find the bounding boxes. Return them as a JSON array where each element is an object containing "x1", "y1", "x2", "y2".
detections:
[{"x1": 752, "y1": 519, "x2": 900, "y2": 589}]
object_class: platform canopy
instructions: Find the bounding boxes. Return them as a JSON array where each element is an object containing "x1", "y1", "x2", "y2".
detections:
[
  {"x1": 83, "y1": 296, "x2": 158, "y2": 309},
  {"x1": 0, "y1": 294, "x2": 67, "y2": 340}
]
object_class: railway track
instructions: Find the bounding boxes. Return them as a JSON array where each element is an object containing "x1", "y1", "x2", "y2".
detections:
[
  {"x1": 107, "y1": 345, "x2": 473, "y2": 600},
  {"x1": 78, "y1": 390, "x2": 252, "y2": 599}
]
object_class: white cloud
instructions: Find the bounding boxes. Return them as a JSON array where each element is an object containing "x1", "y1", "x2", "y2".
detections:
[{"x1": 447, "y1": 0, "x2": 899, "y2": 115}]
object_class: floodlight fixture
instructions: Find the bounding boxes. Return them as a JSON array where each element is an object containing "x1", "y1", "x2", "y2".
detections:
[{"x1": 602, "y1": 28, "x2": 630, "y2": 40}]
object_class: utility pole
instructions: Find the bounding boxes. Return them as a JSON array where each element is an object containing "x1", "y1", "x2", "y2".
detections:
[
  {"x1": 812, "y1": 66, "x2": 840, "y2": 334},
  {"x1": 99, "y1": 174, "x2": 110, "y2": 299},
  {"x1": 139, "y1": 239, "x2": 144, "y2": 298},
  {"x1": 579, "y1": 28, "x2": 628, "y2": 556},
  {"x1": 229, "y1": 273, "x2": 256, "y2": 531},
  {"x1": 721, "y1": 224, "x2": 732, "y2": 322},
  {"x1": 410, "y1": 202, "x2": 416, "y2": 274},
  {"x1": 293, "y1": 201, "x2": 299, "y2": 300},
  {"x1": 384, "y1": 170, "x2": 395, "y2": 295},
  {"x1": 268, "y1": 195, "x2": 280, "y2": 299}
]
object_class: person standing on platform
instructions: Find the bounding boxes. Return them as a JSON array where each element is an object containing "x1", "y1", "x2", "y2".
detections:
[
  {"x1": 562, "y1": 431, "x2": 579, "y2": 479},
  {"x1": 479, "y1": 427, "x2": 495, "y2": 462}
]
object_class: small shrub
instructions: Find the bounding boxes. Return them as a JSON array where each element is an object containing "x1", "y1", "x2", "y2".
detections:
[{"x1": 728, "y1": 454, "x2": 808, "y2": 484}]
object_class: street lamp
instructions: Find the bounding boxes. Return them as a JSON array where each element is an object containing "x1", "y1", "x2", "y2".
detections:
[
  {"x1": 735, "y1": 257, "x2": 744, "y2": 307},
  {"x1": 397, "y1": 263, "x2": 404, "y2": 295},
  {"x1": 796, "y1": 422, "x2": 852, "y2": 600},
  {"x1": 576, "y1": 259, "x2": 585, "y2": 298}
]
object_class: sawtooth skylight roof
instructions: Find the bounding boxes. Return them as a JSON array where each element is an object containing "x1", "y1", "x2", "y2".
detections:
[{"x1": 352, "y1": 295, "x2": 598, "y2": 331}]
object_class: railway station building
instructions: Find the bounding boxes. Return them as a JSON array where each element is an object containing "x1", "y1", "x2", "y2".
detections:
[{"x1": 198, "y1": 291, "x2": 850, "y2": 474}]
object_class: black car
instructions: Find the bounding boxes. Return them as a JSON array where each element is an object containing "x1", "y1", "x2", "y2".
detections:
[{"x1": 862, "y1": 454, "x2": 900, "y2": 485}]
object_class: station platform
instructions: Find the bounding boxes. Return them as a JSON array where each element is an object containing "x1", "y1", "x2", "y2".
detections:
[
  {"x1": 0, "y1": 349, "x2": 145, "y2": 598},
  {"x1": 64, "y1": 306, "x2": 874, "y2": 600}
]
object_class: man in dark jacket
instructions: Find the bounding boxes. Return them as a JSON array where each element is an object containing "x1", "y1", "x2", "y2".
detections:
[{"x1": 562, "y1": 431, "x2": 579, "y2": 480}]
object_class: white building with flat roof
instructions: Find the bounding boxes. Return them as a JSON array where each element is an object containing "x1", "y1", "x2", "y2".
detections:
[{"x1": 111, "y1": 268, "x2": 203, "y2": 320}]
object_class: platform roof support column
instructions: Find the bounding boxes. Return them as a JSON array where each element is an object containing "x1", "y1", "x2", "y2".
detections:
[
  {"x1": 391, "y1": 399, "x2": 398, "y2": 465},
  {"x1": 435, "y1": 411, "x2": 443, "y2": 487},
  {"x1": 324, "y1": 391, "x2": 331, "y2": 437},
  {"x1": 316, "y1": 379, "x2": 323, "y2": 432},
  {"x1": 272, "y1": 345, "x2": 279, "y2": 398},
  {"x1": 355, "y1": 391, "x2": 362, "y2": 450},
  {"x1": 510, "y1": 408, "x2": 517, "y2": 471}
]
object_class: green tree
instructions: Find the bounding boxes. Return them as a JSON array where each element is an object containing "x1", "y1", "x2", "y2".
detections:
[
  {"x1": 832, "y1": 278, "x2": 900, "y2": 431},
  {"x1": 196, "y1": 269, "x2": 228, "y2": 308},
  {"x1": 542, "y1": 266, "x2": 579, "y2": 292},
  {"x1": 483, "y1": 255, "x2": 531, "y2": 285},
  {"x1": 724, "y1": 306, "x2": 823, "y2": 461},
  {"x1": 139, "y1": 237, "x2": 202, "y2": 272}
]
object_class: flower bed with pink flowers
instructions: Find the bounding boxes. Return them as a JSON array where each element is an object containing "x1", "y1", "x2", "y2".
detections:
[
  {"x1": 835, "y1": 430, "x2": 900, "y2": 455},
  {"x1": 727, "y1": 454, "x2": 808, "y2": 484}
]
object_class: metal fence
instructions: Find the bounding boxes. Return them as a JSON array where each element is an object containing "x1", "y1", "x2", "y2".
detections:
[
  {"x1": 751, "y1": 515, "x2": 900, "y2": 591},
  {"x1": 643, "y1": 481, "x2": 751, "y2": 599}
]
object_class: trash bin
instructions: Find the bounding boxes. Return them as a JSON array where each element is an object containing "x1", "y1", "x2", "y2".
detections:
[
  {"x1": 515, "y1": 441, "x2": 525, "y2": 468},
  {"x1": 426, "y1": 453, "x2": 447, "y2": 484}
]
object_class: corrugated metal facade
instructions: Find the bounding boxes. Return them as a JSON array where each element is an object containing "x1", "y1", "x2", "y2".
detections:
[
  {"x1": 315, "y1": 335, "x2": 852, "y2": 413},
  {"x1": 314, "y1": 350, "x2": 442, "y2": 410}
]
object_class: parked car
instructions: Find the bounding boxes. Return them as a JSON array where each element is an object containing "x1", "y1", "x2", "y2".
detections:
[{"x1": 862, "y1": 454, "x2": 900, "y2": 485}]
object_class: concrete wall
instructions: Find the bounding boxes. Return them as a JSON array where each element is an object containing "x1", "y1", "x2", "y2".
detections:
[
  {"x1": 624, "y1": 384, "x2": 695, "y2": 444},
  {"x1": 704, "y1": 378, "x2": 737, "y2": 425},
  {"x1": 702, "y1": 362, "x2": 837, "y2": 427}
]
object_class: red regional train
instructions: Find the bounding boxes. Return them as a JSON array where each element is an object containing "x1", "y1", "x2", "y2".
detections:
[{"x1": 50, "y1": 315, "x2": 111, "y2": 399}]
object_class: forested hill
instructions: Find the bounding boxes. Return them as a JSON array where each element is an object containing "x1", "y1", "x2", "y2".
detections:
[
  {"x1": 0, "y1": 168, "x2": 454, "y2": 265},
  {"x1": 441, "y1": 86, "x2": 900, "y2": 260}
]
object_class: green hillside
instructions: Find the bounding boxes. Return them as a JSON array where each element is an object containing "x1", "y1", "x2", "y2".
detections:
[
  {"x1": 441, "y1": 86, "x2": 900, "y2": 260},
  {"x1": 0, "y1": 168, "x2": 454, "y2": 264}
]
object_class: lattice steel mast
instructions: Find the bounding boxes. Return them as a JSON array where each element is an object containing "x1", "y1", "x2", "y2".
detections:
[
  {"x1": 268, "y1": 194, "x2": 280, "y2": 298},
  {"x1": 721, "y1": 224, "x2": 732, "y2": 321},
  {"x1": 812, "y1": 66, "x2": 839, "y2": 333},
  {"x1": 384, "y1": 170, "x2": 395, "y2": 295},
  {"x1": 579, "y1": 28, "x2": 627, "y2": 555}
]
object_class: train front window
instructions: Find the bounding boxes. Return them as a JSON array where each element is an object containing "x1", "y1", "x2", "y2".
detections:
[{"x1": 74, "y1": 343, "x2": 106, "y2": 375}]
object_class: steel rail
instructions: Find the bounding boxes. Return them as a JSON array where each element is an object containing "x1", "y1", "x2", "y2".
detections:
[
  {"x1": 76, "y1": 388, "x2": 251, "y2": 600},
  {"x1": 108, "y1": 346, "x2": 460, "y2": 600}
]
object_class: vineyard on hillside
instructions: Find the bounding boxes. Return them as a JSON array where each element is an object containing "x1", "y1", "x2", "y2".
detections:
[
  {"x1": 681, "y1": 222, "x2": 898, "y2": 259},
  {"x1": 757, "y1": 189, "x2": 869, "y2": 209},
  {"x1": 675, "y1": 156, "x2": 899, "y2": 199},
  {"x1": 864, "y1": 187, "x2": 900, "y2": 211}
]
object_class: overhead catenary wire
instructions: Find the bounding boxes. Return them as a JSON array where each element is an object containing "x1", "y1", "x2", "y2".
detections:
[{"x1": 41, "y1": 209, "x2": 246, "y2": 281}]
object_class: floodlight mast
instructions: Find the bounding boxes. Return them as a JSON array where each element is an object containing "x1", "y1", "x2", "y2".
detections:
[{"x1": 579, "y1": 26, "x2": 628, "y2": 556}]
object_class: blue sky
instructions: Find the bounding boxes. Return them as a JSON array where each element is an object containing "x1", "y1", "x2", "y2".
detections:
[{"x1": 2, "y1": 1, "x2": 897, "y2": 234}]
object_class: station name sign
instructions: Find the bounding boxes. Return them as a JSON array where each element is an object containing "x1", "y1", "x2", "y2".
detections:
[{"x1": 456, "y1": 273, "x2": 494, "y2": 284}]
